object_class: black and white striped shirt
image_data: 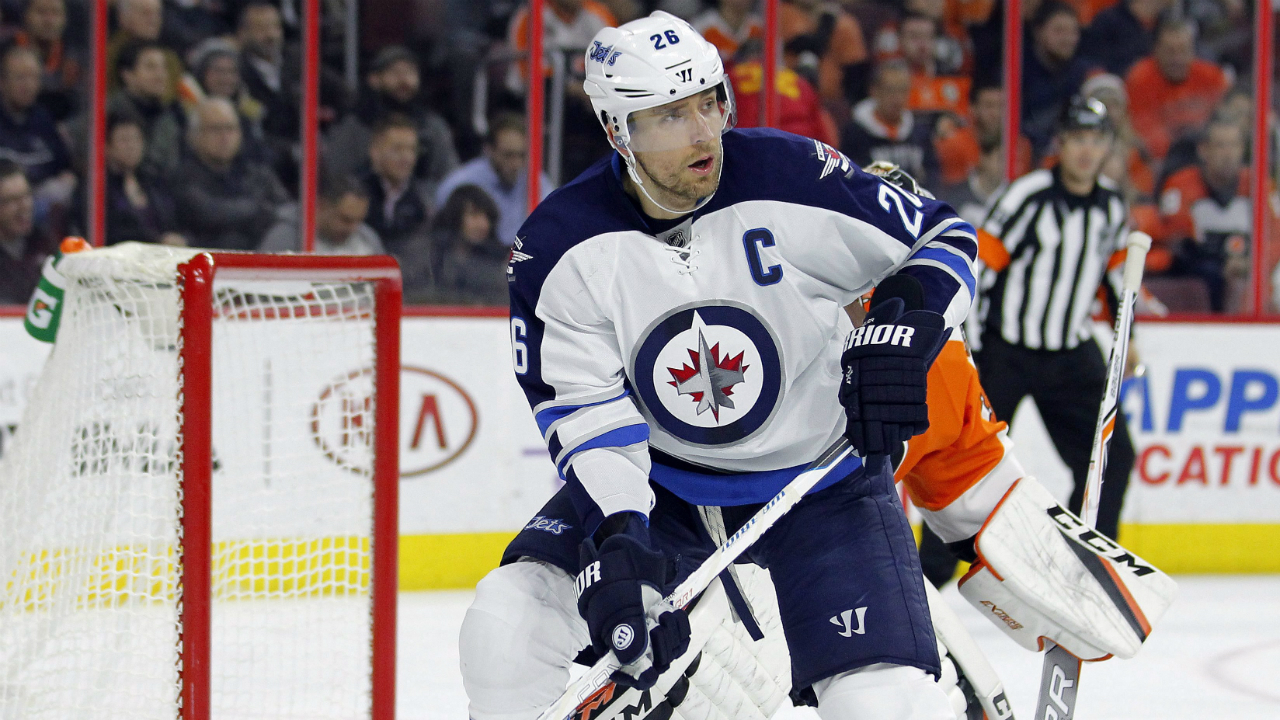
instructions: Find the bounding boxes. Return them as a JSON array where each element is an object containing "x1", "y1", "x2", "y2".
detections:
[{"x1": 976, "y1": 168, "x2": 1127, "y2": 351}]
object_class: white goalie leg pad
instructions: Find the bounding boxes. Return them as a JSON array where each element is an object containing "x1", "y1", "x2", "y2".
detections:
[
  {"x1": 460, "y1": 560, "x2": 591, "y2": 720},
  {"x1": 812, "y1": 664, "x2": 956, "y2": 720},
  {"x1": 957, "y1": 477, "x2": 1178, "y2": 661},
  {"x1": 667, "y1": 565, "x2": 790, "y2": 720},
  {"x1": 916, "y1": 447, "x2": 1024, "y2": 543}
]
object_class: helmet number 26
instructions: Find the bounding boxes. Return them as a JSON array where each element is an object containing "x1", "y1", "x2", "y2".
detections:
[{"x1": 650, "y1": 30, "x2": 681, "y2": 50}]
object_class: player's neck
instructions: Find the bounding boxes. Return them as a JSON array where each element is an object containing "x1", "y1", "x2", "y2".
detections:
[{"x1": 621, "y1": 169, "x2": 693, "y2": 220}]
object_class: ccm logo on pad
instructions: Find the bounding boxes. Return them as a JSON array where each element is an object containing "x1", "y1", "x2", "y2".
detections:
[{"x1": 846, "y1": 323, "x2": 916, "y2": 349}]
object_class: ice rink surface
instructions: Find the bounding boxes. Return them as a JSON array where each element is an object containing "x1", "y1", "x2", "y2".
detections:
[{"x1": 397, "y1": 575, "x2": 1280, "y2": 720}]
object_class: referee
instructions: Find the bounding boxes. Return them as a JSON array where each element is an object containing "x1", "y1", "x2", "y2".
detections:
[{"x1": 919, "y1": 97, "x2": 1137, "y2": 587}]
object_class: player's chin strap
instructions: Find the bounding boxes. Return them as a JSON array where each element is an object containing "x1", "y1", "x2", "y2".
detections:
[{"x1": 616, "y1": 141, "x2": 719, "y2": 218}]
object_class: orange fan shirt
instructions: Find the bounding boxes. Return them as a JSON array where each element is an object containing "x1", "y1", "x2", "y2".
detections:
[
  {"x1": 1125, "y1": 58, "x2": 1227, "y2": 161},
  {"x1": 908, "y1": 74, "x2": 971, "y2": 117},
  {"x1": 934, "y1": 125, "x2": 1033, "y2": 186},
  {"x1": 1157, "y1": 165, "x2": 1250, "y2": 244},
  {"x1": 509, "y1": 1, "x2": 618, "y2": 81},
  {"x1": 693, "y1": 10, "x2": 764, "y2": 62}
]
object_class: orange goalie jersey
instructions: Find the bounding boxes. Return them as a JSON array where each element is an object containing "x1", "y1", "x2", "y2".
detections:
[{"x1": 894, "y1": 338, "x2": 1025, "y2": 532}]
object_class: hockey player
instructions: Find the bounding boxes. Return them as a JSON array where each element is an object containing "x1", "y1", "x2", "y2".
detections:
[{"x1": 460, "y1": 11, "x2": 979, "y2": 720}]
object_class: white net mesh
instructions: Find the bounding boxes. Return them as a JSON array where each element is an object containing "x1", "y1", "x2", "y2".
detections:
[{"x1": 0, "y1": 244, "x2": 385, "y2": 720}]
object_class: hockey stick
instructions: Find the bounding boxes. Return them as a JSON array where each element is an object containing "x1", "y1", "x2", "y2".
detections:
[
  {"x1": 925, "y1": 581, "x2": 1016, "y2": 719},
  {"x1": 536, "y1": 436, "x2": 856, "y2": 720},
  {"x1": 1032, "y1": 231, "x2": 1151, "y2": 720}
]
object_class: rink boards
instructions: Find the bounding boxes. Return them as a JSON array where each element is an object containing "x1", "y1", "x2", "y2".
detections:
[{"x1": 2, "y1": 314, "x2": 1278, "y2": 586}]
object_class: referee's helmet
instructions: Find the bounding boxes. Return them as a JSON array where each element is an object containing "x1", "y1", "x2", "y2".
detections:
[{"x1": 1057, "y1": 96, "x2": 1114, "y2": 136}]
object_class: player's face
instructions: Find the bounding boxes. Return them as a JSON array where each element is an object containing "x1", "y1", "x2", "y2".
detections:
[
  {"x1": 1057, "y1": 128, "x2": 1112, "y2": 186},
  {"x1": 627, "y1": 90, "x2": 726, "y2": 209}
]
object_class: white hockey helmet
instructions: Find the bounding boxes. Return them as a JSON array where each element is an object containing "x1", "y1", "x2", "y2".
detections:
[{"x1": 583, "y1": 11, "x2": 736, "y2": 158}]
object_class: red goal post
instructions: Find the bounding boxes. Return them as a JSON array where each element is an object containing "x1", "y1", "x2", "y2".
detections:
[{"x1": 178, "y1": 252, "x2": 400, "y2": 720}]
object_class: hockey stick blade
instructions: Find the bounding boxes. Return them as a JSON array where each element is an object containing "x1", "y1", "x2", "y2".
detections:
[
  {"x1": 537, "y1": 436, "x2": 856, "y2": 720},
  {"x1": 1034, "y1": 231, "x2": 1150, "y2": 719}
]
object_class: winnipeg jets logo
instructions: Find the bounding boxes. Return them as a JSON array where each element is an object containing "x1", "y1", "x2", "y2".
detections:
[
  {"x1": 666, "y1": 326, "x2": 748, "y2": 422},
  {"x1": 813, "y1": 139, "x2": 853, "y2": 180},
  {"x1": 507, "y1": 236, "x2": 532, "y2": 277},
  {"x1": 830, "y1": 607, "x2": 868, "y2": 637},
  {"x1": 631, "y1": 303, "x2": 784, "y2": 447}
]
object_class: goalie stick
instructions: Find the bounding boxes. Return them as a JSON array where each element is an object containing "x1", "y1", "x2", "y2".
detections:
[
  {"x1": 1032, "y1": 231, "x2": 1151, "y2": 720},
  {"x1": 536, "y1": 437, "x2": 856, "y2": 720}
]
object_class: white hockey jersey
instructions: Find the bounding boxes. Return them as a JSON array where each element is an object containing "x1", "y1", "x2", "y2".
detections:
[{"x1": 508, "y1": 129, "x2": 976, "y2": 531}]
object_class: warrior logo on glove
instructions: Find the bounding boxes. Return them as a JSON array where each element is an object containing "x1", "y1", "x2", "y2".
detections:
[
  {"x1": 846, "y1": 323, "x2": 918, "y2": 349},
  {"x1": 839, "y1": 274, "x2": 950, "y2": 458},
  {"x1": 612, "y1": 625, "x2": 635, "y2": 651}
]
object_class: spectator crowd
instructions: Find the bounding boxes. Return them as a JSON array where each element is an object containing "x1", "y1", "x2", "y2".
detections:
[{"x1": 0, "y1": 0, "x2": 1274, "y2": 313}]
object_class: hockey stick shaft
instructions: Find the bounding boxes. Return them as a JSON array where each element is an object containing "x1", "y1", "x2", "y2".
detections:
[
  {"x1": 1081, "y1": 231, "x2": 1150, "y2": 529},
  {"x1": 1034, "y1": 231, "x2": 1150, "y2": 720},
  {"x1": 536, "y1": 436, "x2": 856, "y2": 720},
  {"x1": 924, "y1": 581, "x2": 1015, "y2": 719}
]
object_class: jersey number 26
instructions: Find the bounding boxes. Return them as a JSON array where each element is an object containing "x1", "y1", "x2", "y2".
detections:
[{"x1": 878, "y1": 182, "x2": 924, "y2": 239}]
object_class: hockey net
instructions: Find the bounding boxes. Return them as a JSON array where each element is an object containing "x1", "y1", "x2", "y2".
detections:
[{"x1": 0, "y1": 244, "x2": 400, "y2": 719}]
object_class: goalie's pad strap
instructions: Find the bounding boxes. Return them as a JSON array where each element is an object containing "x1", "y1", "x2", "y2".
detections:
[{"x1": 957, "y1": 477, "x2": 1176, "y2": 660}]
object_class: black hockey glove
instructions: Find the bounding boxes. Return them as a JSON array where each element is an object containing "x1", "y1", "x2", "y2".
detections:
[
  {"x1": 575, "y1": 513, "x2": 690, "y2": 690},
  {"x1": 839, "y1": 274, "x2": 950, "y2": 458}
]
